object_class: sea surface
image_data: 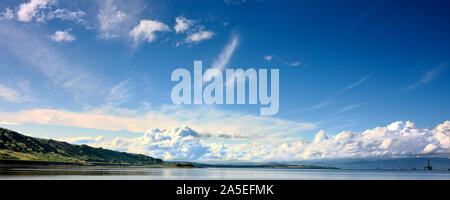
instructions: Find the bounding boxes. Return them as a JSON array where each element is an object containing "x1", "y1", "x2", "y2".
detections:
[{"x1": 1, "y1": 167, "x2": 450, "y2": 180}]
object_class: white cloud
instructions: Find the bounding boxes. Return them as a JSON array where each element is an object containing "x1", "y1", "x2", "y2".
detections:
[
  {"x1": 0, "y1": 105, "x2": 316, "y2": 142},
  {"x1": 96, "y1": 0, "x2": 145, "y2": 39},
  {"x1": 129, "y1": 20, "x2": 171, "y2": 43},
  {"x1": 0, "y1": 7, "x2": 14, "y2": 21},
  {"x1": 0, "y1": 84, "x2": 23, "y2": 103},
  {"x1": 0, "y1": 121, "x2": 19, "y2": 125},
  {"x1": 264, "y1": 54, "x2": 273, "y2": 61},
  {"x1": 58, "y1": 136, "x2": 104, "y2": 144},
  {"x1": 185, "y1": 29, "x2": 215, "y2": 44},
  {"x1": 51, "y1": 30, "x2": 76, "y2": 42},
  {"x1": 72, "y1": 121, "x2": 450, "y2": 162},
  {"x1": 98, "y1": 5, "x2": 127, "y2": 39},
  {"x1": 15, "y1": 0, "x2": 86, "y2": 23},
  {"x1": 331, "y1": 103, "x2": 366, "y2": 116},
  {"x1": 407, "y1": 64, "x2": 446, "y2": 90},
  {"x1": 203, "y1": 35, "x2": 239, "y2": 81},
  {"x1": 17, "y1": 0, "x2": 54, "y2": 22},
  {"x1": 93, "y1": 127, "x2": 210, "y2": 160},
  {"x1": 301, "y1": 75, "x2": 370, "y2": 112},
  {"x1": 174, "y1": 16, "x2": 194, "y2": 34},
  {"x1": 224, "y1": 0, "x2": 247, "y2": 5},
  {"x1": 0, "y1": 22, "x2": 105, "y2": 103},
  {"x1": 46, "y1": 8, "x2": 85, "y2": 23},
  {"x1": 106, "y1": 80, "x2": 131, "y2": 106},
  {"x1": 289, "y1": 62, "x2": 301, "y2": 67},
  {"x1": 338, "y1": 74, "x2": 370, "y2": 93},
  {"x1": 212, "y1": 35, "x2": 238, "y2": 70}
]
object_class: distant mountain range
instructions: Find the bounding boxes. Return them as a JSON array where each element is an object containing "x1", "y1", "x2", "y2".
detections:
[
  {"x1": 0, "y1": 127, "x2": 163, "y2": 165},
  {"x1": 307, "y1": 158, "x2": 450, "y2": 170}
]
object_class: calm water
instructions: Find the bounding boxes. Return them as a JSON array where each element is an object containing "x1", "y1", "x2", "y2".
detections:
[{"x1": 1, "y1": 168, "x2": 450, "y2": 180}]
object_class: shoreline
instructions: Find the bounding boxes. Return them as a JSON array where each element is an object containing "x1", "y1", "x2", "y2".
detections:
[
  {"x1": 0, "y1": 159, "x2": 195, "y2": 169},
  {"x1": 0, "y1": 159, "x2": 338, "y2": 169}
]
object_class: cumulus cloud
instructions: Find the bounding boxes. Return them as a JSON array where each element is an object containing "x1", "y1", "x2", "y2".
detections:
[
  {"x1": 129, "y1": 20, "x2": 171, "y2": 43},
  {"x1": 185, "y1": 29, "x2": 215, "y2": 44},
  {"x1": 174, "y1": 16, "x2": 194, "y2": 34},
  {"x1": 92, "y1": 127, "x2": 211, "y2": 160},
  {"x1": 17, "y1": 0, "x2": 54, "y2": 22},
  {"x1": 15, "y1": 0, "x2": 85, "y2": 23},
  {"x1": 51, "y1": 30, "x2": 76, "y2": 42},
  {"x1": 60, "y1": 121, "x2": 450, "y2": 162}
]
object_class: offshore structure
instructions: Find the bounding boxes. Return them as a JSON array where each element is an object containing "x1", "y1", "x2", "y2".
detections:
[{"x1": 424, "y1": 160, "x2": 433, "y2": 170}]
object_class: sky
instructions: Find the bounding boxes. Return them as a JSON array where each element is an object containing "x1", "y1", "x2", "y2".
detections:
[{"x1": 0, "y1": 0, "x2": 449, "y2": 163}]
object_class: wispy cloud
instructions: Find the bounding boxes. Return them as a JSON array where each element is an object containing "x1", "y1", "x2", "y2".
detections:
[
  {"x1": 289, "y1": 61, "x2": 301, "y2": 67},
  {"x1": 264, "y1": 54, "x2": 273, "y2": 61},
  {"x1": 0, "y1": 84, "x2": 24, "y2": 103},
  {"x1": 224, "y1": 0, "x2": 248, "y2": 5},
  {"x1": 0, "y1": 22, "x2": 105, "y2": 104},
  {"x1": 96, "y1": 0, "x2": 144, "y2": 39},
  {"x1": 337, "y1": 74, "x2": 371, "y2": 94},
  {"x1": 106, "y1": 80, "x2": 132, "y2": 106},
  {"x1": 203, "y1": 34, "x2": 239, "y2": 81},
  {"x1": 348, "y1": 0, "x2": 384, "y2": 34},
  {"x1": 331, "y1": 103, "x2": 366, "y2": 116},
  {"x1": 406, "y1": 64, "x2": 446, "y2": 90},
  {"x1": 0, "y1": 105, "x2": 317, "y2": 142},
  {"x1": 212, "y1": 35, "x2": 239, "y2": 70},
  {"x1": 302, "y1": 75, "x2": 370, "y2": 111},
  {"x1": 302, "y1": 99, "x2": 333, "y2": 111},
  {"x1": 58, "y1": 136, "x2": 104, "y2": 144},
  {"x1": 0, "y1": 7, "x2": 14, "y2": 21}
]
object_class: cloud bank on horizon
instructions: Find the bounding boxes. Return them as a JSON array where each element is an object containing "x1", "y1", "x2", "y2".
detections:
[{"x1": 56, "y1": 121, "x2": 450, "y2": 162}]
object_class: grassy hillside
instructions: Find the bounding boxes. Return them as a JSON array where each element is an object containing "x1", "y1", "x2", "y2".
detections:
[{"x1": 0, "y1": 127, "x2": 163, "y2": 165}]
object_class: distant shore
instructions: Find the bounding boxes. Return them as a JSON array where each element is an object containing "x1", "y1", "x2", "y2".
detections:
[
  {"x1": 0, "y1": 159, "x2": 339, "y2": 169},
  {"x1": 0, "y1": 159, "x2": 195, "y2": 169}
]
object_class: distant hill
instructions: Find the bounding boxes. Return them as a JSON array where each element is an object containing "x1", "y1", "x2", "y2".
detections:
[
  {"x1": 324, "y1": 158, "x2": 450, "y2": 170},
  {"x1": 287, "y1": 157, "x2": 450, "y2": 170},
  {"x1": 0, "y1": 127, "x2": 163, "y2": 165}
]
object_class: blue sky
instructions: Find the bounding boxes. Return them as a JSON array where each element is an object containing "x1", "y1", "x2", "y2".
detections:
[{"x1": 0, "y1": 0, "x2": 449, "y2": 162}]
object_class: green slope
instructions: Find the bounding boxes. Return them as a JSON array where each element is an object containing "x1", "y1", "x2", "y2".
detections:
[{"x1": 0, "y1": 127, "x2": 163, "y2": 165}]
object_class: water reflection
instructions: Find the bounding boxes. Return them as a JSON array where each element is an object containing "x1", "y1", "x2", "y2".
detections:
[{"x1": 1, "y1": 168, "x2": 450, "y2": 180}]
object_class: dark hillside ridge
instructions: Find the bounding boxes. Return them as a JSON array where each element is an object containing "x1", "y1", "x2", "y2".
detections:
[{"x1": 0, "y1": 127, "x2": 162, "y2": 165}]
